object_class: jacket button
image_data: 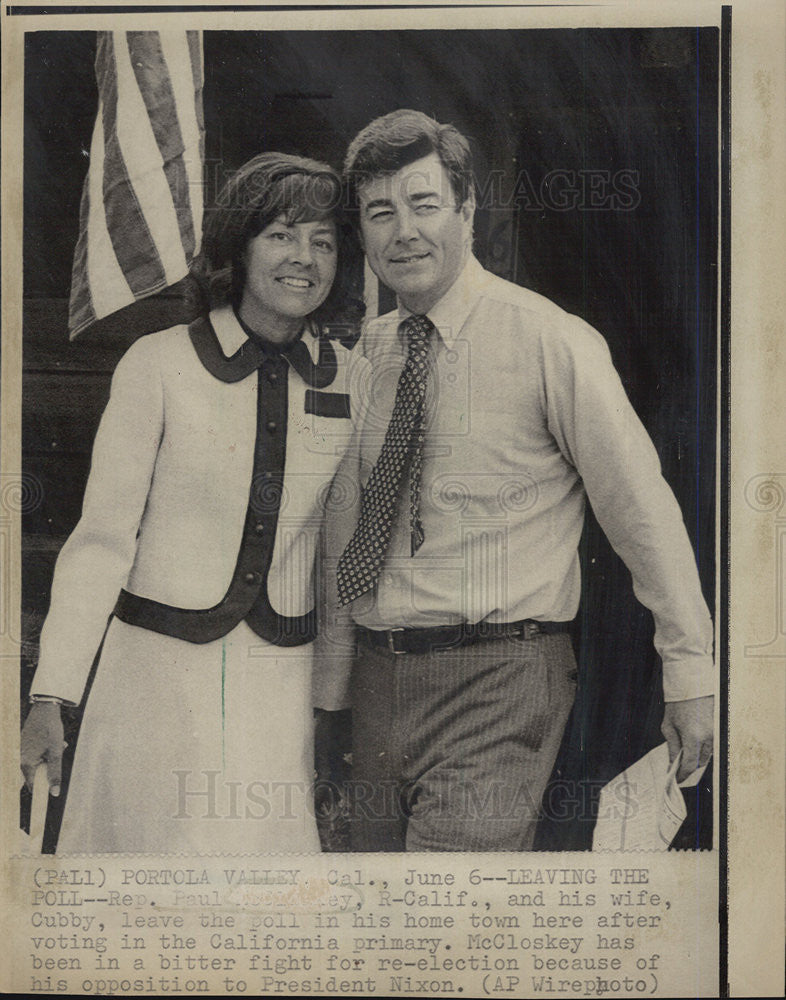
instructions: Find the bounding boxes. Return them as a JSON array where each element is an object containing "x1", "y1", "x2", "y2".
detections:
[
  {"x1": 267, "y1": 371, "x2": 279, "y2": 384},
  {"x1": 244, "y1": 571, "x2": 259, "y2": 585},
  {"x1": 254, "y1": 523, "x2": 265, "y2": 535},
  {"x1": 266, "y1": 421, "x2": 277, "y2": 432}
]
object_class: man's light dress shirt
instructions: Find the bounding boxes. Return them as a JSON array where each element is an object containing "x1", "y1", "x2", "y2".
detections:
[{"x1": 350, "y1": 255, "x2": 713, "y2": 702}]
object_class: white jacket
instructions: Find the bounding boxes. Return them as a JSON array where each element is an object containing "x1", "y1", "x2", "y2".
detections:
[{"x1": 31, "y1": 306, "x2": 361, "y2": 707}]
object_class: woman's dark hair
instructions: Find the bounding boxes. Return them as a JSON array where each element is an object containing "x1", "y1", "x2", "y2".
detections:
[
  {"x1": 194, "y1": 152, "x2": 363, "y2": 332},
  {"x1": 343, "y1": 109, "x2": 475, "y2": 215}
]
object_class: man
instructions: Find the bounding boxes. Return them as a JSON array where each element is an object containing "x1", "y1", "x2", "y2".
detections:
[{"x1": 329, "y1": 109, "x2": 713, "y2": 852}]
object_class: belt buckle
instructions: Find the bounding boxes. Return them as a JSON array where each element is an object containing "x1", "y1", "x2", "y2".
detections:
[
  {"x1": 387, "y1": 628, "x2": 406, "y2": 655},
  {"x1": 513, "y1": 621, "x2": 539, "y2": 641}
]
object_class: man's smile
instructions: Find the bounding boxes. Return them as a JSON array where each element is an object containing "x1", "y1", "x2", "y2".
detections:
[{"x1": 390, "y1": 251, "x2": 430, "y2": 264}]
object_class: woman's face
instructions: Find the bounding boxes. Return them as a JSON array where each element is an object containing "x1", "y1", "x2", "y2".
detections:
[{"x1": 238, "y1": 214, "x2": 338, "y2": 343}]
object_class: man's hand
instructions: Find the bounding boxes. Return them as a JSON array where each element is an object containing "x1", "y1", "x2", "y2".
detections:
[
  {"x1": 662, "y1": 695, "x2": 714, "y2": 782},
  {"x1": 21, "y1": 702, "x2": 64, "y2": 797}
]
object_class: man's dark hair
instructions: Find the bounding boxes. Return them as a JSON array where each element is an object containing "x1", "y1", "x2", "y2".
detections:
[
  {"x1": 195, "y1": 151, "x2": 363, "y2": 329},
  {"x1": 343, "y1": 109, "x2": 474, "y2": 213}
]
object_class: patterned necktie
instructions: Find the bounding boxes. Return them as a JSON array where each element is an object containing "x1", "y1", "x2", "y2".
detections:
[{"x1": 336, "y1": 314, "x2": 434, "y2": 606}]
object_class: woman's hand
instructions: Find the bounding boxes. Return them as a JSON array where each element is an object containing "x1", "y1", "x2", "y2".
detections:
[{"x1": 21, "y1": 701, "x2": 64, "y2": 797}]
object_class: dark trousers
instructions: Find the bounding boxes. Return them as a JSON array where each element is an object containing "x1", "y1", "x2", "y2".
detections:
[{"x1": 349, "y1": 631, "x2": 577, "y2": 852}]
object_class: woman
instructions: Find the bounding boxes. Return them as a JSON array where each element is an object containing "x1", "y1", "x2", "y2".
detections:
[{"x1": 20, "y1": 153, "x2": 361, "y2": 853}]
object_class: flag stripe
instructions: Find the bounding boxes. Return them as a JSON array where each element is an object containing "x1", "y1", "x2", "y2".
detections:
[
  {"x1": 126, "y1": 31, "x2": 197, "y2": 260},
  {"x1": 112, "y1": 30, "x2": 188, "y2": 287},
  {"x1": 158, "y1": 31, "x2": 203, "y2": 253},
  {"x1": 98, "y1": 33, "x2": 169, "y2": 297},
  {"x1": 187, "y1": 30, "x2": 206, "y2": 165},
  {"x1": 68, "y1": 174, "x2": 97, "y2": 335},
  {"x1": 87, "y1": 98, "x2": 137, "y2": 321}
]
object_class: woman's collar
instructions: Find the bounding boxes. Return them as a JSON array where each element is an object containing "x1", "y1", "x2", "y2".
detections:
[{"x1": 190, "y1": 306, "x2": 336, "y2": 387}]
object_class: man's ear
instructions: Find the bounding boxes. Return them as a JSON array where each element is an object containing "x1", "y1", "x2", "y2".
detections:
[
  {"x1": 460, "y1": 190, "x2": 476, "y2": 228},
  {"x1": 463, "y1": 189, "x2": 476, "y2": 216},
  {"x1": 461, "y1": 191, "x2": 476, "y2": 249}
]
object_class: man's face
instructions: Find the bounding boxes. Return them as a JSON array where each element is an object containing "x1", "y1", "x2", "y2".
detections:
[{"x1": 358, "y1": 152, "x2": 474, "y2": 314}]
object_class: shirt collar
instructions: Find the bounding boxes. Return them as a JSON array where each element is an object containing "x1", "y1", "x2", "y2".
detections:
[{"x1": 396, "y1": 254, "x2": 487, "y2": 349}]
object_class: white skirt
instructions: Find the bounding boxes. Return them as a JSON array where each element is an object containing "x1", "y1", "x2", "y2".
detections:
[{"x1": 57, "y1": 618, "x2": 320, "y2": 855}]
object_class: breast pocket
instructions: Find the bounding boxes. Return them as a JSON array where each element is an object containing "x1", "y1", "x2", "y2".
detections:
[
  {"x1": 292, "y1": 393, "x2": 353, "y2": 462},
  {"x1": 304, "y1": 389, "x2": 351, "y2": 419}
]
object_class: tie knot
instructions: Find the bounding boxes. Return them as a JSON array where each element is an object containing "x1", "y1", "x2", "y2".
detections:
[{"x1": 403, "y1": 314, "x2": 434, "y2": 348}]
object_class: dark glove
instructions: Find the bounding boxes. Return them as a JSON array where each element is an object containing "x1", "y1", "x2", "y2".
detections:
[{"x1": 21, "y1": 702, "x2": 64, "y2": 797}]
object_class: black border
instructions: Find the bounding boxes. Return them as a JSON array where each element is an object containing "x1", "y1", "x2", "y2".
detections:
[{"x1": 719, "y1": 5, "x2": 731, "y2": 997}]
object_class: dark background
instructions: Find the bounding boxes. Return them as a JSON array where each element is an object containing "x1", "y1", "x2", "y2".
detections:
[{"x1": 22, "y1": 27, "x2": 718, "y2": 850}]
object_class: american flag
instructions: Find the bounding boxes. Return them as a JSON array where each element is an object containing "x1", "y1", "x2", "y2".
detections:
[{"x1": 68, "y1": 30, "x2": 204, "y2": 339}]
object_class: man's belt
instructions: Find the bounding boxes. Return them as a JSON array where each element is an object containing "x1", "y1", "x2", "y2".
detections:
[{"x1": 357, "y1": 619, "x2": 570, "y2": 656}]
